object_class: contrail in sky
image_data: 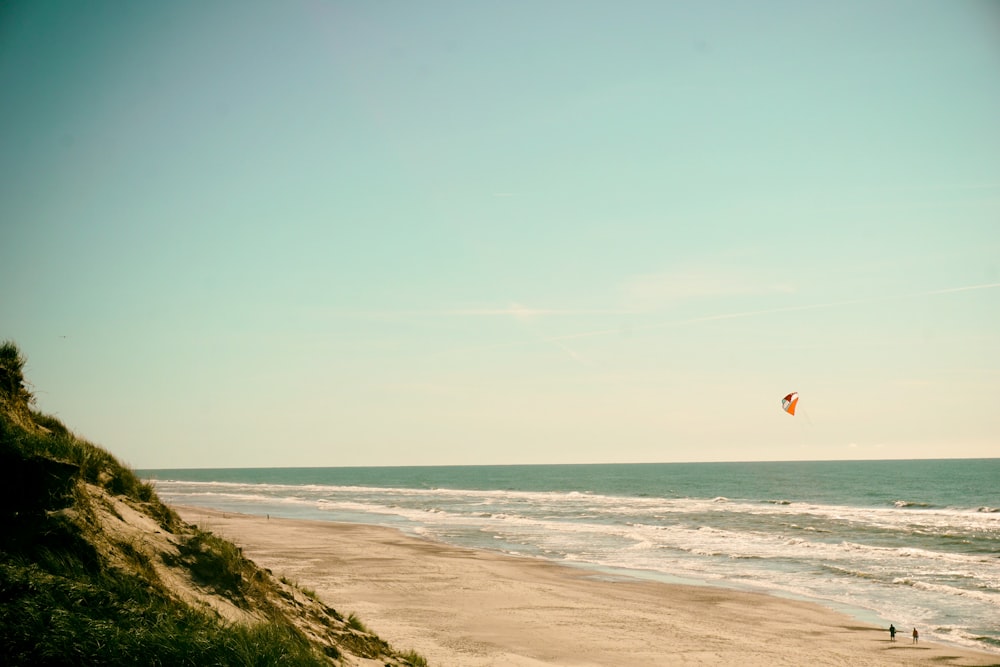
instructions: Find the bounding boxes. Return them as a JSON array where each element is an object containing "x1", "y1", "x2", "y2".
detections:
[
  {"x1": 546, "y1": 282, "x2": 1000, "y2": 343},
  {"x1": 456, "y1": 282, "x2": 1000, "y2": 353},
  {"x1": 925, "y1": 283, "x2": 1000, "y2": 295}
]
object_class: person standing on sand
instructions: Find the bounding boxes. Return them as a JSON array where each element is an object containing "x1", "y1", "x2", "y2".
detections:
[
  {"x1": 912, "y1": 627, "x2": 919, "y2": 644},
  {"x1": 889, "y1": 624, "x2": 896, "y2": 641}
]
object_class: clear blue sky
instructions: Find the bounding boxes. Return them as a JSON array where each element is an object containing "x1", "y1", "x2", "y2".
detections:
[{"x1": 3, "y1": 1, "x2": 998, "y2": 468}]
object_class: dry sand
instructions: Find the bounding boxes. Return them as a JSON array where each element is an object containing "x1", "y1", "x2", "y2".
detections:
[{"x1": 176, "y1": 506, "x2": 999, "y2": 667}]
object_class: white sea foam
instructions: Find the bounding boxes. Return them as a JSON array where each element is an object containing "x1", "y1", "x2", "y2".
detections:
[{"x1": 145, "y1": 462, "x2": 1000, "y2": 657}]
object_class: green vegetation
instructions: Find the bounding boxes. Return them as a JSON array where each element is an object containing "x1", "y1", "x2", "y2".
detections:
[
  {"x1": 399, "y1": 649, "x2": 429, "y2": 667},
  {"x1": 0, "y1": 341, "x2": 426, "y2": 666},
  {"x1": 0, "y1": 559, "x2": 330, "y2": 666},
  {"x1": 0, "y1": 340, "x2": 31, "y2": 408},
  {"x1": 346, "y1": 612, "x2": 369, "y2": 633},
  {"x1": 166, "y1": 529, "x2": 270, "y2": 608}
]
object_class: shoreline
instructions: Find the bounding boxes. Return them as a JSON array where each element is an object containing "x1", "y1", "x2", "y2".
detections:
[
  {"x1": 175, "y1": 505, "x2": 1000, "y2": 666},
  {"x1": 556, "y1": 560, "x2": 889, "y2": 627}
]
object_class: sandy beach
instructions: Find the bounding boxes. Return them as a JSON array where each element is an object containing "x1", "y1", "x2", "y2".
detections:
[{"x1": 175, "y1": 506, "x2": 999, "y2": 666}]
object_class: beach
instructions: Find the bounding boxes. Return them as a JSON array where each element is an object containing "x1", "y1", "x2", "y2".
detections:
[{"x1": 175, "y1": 506, "x2": 999, "y2": 666}]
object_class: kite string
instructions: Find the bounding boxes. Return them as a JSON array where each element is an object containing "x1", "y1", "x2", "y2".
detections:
[{"x1": 799, "y1": 405, "x2": 813, "y2": 426}]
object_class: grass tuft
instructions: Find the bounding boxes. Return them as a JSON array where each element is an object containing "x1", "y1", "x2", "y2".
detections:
[
  {"x1": 400, "y1": 648, "x2": 429, "y2": 666},
  {"x1": 346, "y1": 612, "x2": 369, "y2": 633}
]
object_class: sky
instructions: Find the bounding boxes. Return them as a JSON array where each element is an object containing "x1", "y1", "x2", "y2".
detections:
[{"x1": 2, "y1": 1, "x2": 999, "y2": 469}]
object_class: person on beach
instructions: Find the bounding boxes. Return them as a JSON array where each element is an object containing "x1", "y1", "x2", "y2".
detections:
[
  {"x1": 889, "y1": 624, "x2": 896, "y2": 641},
  {"x1": 912, "y1": 627, "x2": 919, "y2": 644}
]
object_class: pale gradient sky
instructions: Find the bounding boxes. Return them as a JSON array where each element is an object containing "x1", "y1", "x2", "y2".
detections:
[{"x1": 2, "y1": 1, "x2": 999, "y2": 468}]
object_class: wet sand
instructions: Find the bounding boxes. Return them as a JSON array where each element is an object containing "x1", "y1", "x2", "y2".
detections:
[{"x1": 176, "y1": 506, "x2": 1000, "y2": 666}]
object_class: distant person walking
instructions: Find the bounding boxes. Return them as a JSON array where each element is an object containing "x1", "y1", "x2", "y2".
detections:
[
  {"x1": 912, "y1": 628, "x2": 919, "y2": 644},
  {"x1": 889, "y1": 624, "x2": 896, "y2": 641}
]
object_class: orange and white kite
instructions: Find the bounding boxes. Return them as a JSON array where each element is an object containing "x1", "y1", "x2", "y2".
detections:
[{"x1": 781, "y1": 392, "x2": 799, "y2": 416}]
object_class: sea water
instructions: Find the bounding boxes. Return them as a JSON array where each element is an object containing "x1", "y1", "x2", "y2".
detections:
[{"x1": 141, "y1": 459, "x2": 1000, "y2": 655}]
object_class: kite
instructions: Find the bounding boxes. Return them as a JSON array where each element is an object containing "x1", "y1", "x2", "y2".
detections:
[{"x1": 781, "y1": 392, "x2": 799, "y2": 416}]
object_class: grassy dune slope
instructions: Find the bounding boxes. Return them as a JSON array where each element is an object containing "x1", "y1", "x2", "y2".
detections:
[{"x1": 0, "y1": 341, "x2": 425, "y2": 666}]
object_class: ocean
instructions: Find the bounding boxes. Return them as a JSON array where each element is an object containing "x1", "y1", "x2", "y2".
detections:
[{"x1": 141, "y1": 459, "x2": 1000, "y2": 655}]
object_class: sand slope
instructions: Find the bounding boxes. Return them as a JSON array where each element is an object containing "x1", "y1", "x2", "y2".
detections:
[{"x1": 176, "y1": 507, "x2": 999, "y2": 667}]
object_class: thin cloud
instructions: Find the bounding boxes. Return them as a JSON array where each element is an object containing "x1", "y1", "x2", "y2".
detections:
[
  {"x1": 543, "y1": 336, "x2": 592, "y2": 366},
  {"x1": 449, "y1": 303, "x2": 636, "y2": 319},
  {"x1": 925, "y1": 282, "x2": 1000, "y2": 295},
  {"x1": 350, "y1": 282, "x2": 1000, "y2": 358},
  {"x1": 325, "y1": 305, "x2": 633, "y2": 319},
  {"x1": 887, "y1": 182, "x2": 1000, "y2": 193},
  {"x1": 497, "y1": 282, "x2": 1000, "y2": 348},
  {"x1": 622, "y1": 266, "x2": 795, "y2": 311}
]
